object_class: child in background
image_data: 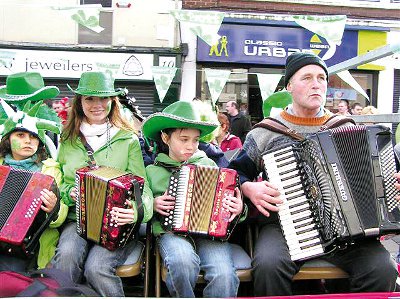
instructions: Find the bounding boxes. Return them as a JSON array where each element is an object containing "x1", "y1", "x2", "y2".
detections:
[
  {"x1": 0, "y1": 100, "x2": 67, "y2": 271},
  {"x1": 215, "y1": 112, "x2": 242, "y2": 152},
  {"x1": 142, "y1": 100, "x2": 244, "y2": 298},
  {"x1": 52, "y1": 97, "x2": 70, "y2": 125},
  {"x1": 192, "y1": 98, "x2": 229, "y2": 167}
]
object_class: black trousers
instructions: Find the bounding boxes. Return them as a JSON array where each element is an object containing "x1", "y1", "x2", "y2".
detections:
[{"x1": 252, "y1": 223, "x2": 398, "y2": 296}]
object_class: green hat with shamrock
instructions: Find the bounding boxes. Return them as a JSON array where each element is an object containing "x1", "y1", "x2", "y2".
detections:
[
  {"x1": 67, "y1": 72, "x2": 124, "y2": 97},
  {"x1": 0, "y1": 72, "x2": 60, "y2": 104},
  {"x1": 142, "y1": 101, "x2": 219, "y2": 141},
  {"x1": 0, "y1": 100, "x2": 61, "y2": 145}
]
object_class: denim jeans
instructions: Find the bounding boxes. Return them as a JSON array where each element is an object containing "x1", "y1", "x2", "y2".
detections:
[
  {"x1": 52, "y1": 222, "x2": 138, "y2": 296},
  {"x1": 158, "y1": 232, "x2": 239, "y2": 298}
]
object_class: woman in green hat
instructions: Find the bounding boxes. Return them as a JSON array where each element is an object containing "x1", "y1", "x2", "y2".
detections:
[
  {"x1": 142, "y1": 100, "x2": 244, "y2": 298},
  {"x1": 0, "y1": 100, "x2": 67, "y2": 272},
  {"x1": 52, "y1": 71, "x2": 153, "y2": 297}
]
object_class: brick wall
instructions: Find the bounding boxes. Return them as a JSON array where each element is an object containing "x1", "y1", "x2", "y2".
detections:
[{"x1": 183, "y1": 0, "x2": 400, "y2": 21}]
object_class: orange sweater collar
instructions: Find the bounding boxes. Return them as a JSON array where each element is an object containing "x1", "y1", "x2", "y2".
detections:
[{"x1": 280, "y1": 109, "x2": 333, "y2": 126}]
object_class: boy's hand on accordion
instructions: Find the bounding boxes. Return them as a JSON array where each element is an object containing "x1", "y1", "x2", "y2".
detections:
[
  {"x1": 241, "y1": 181, "x2": 281, "y2": 217},
  {"x1": 70, "y1": 187, "x2": 77, "y2": 202},
  {"x1": 110, "y1": 200, "x2": 135, "y2": 226},
  {"x1": 223, "y1": 187, "x2": 243, "y2": 222},
  {"x1": 40, "y1": 189, "x2": 58, "y2": 213},
  {"x1": 154, "y1": 191, "x2": 175, "y2": 216}
]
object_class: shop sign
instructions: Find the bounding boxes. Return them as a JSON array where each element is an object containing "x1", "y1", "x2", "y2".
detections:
[
  {"x1": 0, "y1": 48, "x2": 154, "y2": 80},
  {"x1": 197, "y1": 23, "x2": 385, "y2": 67}
]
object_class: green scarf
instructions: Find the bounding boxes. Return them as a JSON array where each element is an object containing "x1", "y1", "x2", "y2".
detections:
[{"x1": 4, "y1": 154, "x2": 42, "y2": 172}]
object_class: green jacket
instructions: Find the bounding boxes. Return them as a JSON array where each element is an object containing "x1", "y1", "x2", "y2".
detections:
[
  {"x1": 0, "y1": 158, "x2": 68, "y2": 269},
  {"x1": 146, "y1": 150, "x2": 247, "y2": 236},
  {"x1": 57, "y1": 129, "x2": 153, "y2": 224}
]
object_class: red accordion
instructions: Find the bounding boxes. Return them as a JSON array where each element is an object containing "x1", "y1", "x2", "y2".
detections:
[
  {"x1": 75, "y1": 166, "x2": 144, "y2": 251},
  {"x1": 0, "y1": 165, "x2": 59, "y2": 257},
  {"x1": 162, "y1": 164, "x2": 240, "y2": 241}
]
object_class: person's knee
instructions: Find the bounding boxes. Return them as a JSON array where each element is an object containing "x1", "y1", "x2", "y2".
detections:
[
  {"x1": 208, "y1": 266, "x2": 238, "y2": 286},
  {"x1": 165, "y1": 255, "x2": 198, "y2": 274},
  {"x1": 254, "y1": 251, "x2": 286, "y2": 271},
  {"x1": 85, "y1": 262, "x2": 112, "y2": 282},
  {"x1": 371, "y1": 258, "x2": 397, "y2": 282}
]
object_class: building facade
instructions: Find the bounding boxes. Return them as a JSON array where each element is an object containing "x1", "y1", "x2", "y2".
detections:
[
  {"x1": 0, "y1": 0, "x2": 185, "y2": 116},
  {"x1": 180, "y1": 0, "x2": 400, "y2": 123}
]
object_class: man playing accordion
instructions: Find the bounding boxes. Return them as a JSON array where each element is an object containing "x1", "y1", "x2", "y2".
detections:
[{"x1": 229, "y1": 52, "x2": 398, "y2": 296}]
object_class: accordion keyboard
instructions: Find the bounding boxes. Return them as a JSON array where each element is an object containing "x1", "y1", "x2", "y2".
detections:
[
  {"x1": 172, "y1": 166, "x2": 190, "y2": 229},
  {"x1": 263, "y1": 146, "x2": 324, "y2": 261}
]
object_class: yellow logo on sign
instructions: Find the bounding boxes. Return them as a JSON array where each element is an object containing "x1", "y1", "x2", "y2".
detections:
[{"x1": 209, "y1": 36, "x2": 229, "y2": 57}]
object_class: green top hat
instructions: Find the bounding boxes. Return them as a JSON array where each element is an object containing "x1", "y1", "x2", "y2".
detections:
[
  {"x1": 0, "y1": 72, "x2": 60, "y2": 103},
  {"x1": 0, "y1": 100, "x2": 61, "y2": 145},
  {"x1": 142, "y1": 101, "x2": 219, "y2": 141},
  {"x1": 68, "y1": 72, "x2": 124, "y2": 97},
  {"x1": 263, "y1": 91, "x2": 293, "y2": 117}
]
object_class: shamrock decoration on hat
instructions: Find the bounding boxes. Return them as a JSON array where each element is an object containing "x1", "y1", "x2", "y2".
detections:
[
  {"x1": 67, "y1": 71, "x2": 124, "y2": 97},
  {"x1": 0, "y1": 72, "x2": 60, "y2": 106},
  {"x1": 0, "y1": 99, "x2": 61, "y2": 145}
]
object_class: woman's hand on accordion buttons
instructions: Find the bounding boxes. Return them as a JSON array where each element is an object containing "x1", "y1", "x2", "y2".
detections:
[
  {"x1": 394, "y1": 173, "x2": 400, "y2": 201},
  {"x1": 110, "y1": 200, "x2": 135, "y2": 226},
  {"x1": 40, "y1": 189, "x2": 58, "y2": 213},
  {"x1": 154, "y1": 191, "x2": 175, "y2": 216},
  {"x1": 241, "y1": 180, "x2": 281, "y2": 217},
  {"x1": 223, "y1": 187, "x2": 243, "y2": 222}
]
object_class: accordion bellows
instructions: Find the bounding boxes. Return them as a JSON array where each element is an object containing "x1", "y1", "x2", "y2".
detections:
[
  {"x1": 162, "y1": 164, "x2": 240, "y2": 241},
  {"x1": 0, "y1": 165, "x2": 59, "y2": 257},
  {"x1": 75, "y1": 166, "x2": 144, "y2": 251}
]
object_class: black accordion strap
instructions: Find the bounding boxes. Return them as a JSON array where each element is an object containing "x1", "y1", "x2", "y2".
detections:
[
  {"x1": 79, "y1": 132, "x2": 97, "y2": 169},
  {"x1": 253, "y1": 117, "x2": 305, "y2": 141},
  {"x1": 154, "y1": 160, "x2": 181, "y2": 173},
  {"x1": 131, "y1": 180, "x2": 144, "y2": 232},
  {"x1": 319, "y1": 114, "x2": 356, "y2": 131}
]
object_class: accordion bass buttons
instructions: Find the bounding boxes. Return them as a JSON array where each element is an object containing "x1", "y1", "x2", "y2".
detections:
[{"x1": 25, "y1": 198, "x2": 41, "y2": 218}]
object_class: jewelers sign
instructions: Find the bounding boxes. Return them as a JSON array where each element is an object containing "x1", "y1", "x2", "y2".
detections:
[{"x1": 0, "y1": 48, "x2": 154, "y2": 80}]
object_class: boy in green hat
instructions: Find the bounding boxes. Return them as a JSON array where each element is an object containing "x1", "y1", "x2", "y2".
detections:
[
  {"x1": 0, "y1": 99, "x2": 67, "y2": 271},
  {"x1": 142, "y1": 100, "x2": 244, "y2": 298}
]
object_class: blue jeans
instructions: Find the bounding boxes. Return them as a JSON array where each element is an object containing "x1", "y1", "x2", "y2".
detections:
[
  {"x1": 158, "y1": 232, "x2": 239, "y2": 298},
  {"x1": 52, "y1": 222, "x2": 139, "y2": 296}
]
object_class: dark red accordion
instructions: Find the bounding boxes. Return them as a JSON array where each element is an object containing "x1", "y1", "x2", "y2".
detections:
[
  {"x1": 162, "y1": 164, "x2": 240, "y2": 241},
  {"x1": 75, "y1": 166, "x2": 144, "y2": 251},
  {"x1": 0, "y1": 165, "x2": 59, "y2": 257}
]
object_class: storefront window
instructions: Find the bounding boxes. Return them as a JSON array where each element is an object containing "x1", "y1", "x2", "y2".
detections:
[
  {"x1": 200, "y1": 66, "x2": 376, "y2": 124},
  {"x1": 325, "y1": 71, "x2": 375, "y2": 114},
  {"x1": 200, "y1": 67, "x2": 249, "y2": 112}
]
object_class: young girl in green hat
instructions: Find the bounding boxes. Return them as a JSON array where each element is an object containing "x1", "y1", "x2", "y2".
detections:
[
  {"x1": 142, "y1": 100, "x2": 244, "y2": 298},
  {"x1": 52, "y1": 71, "x2": 153, "y2": 297},
  {"x1": 0, "y1": 100, "x2": 67, "y2": 272}
]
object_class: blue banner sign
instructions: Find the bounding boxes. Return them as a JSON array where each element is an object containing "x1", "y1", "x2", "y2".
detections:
[{"x1": 197, "y1": 23, "x2": 358, "y2": 67}]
